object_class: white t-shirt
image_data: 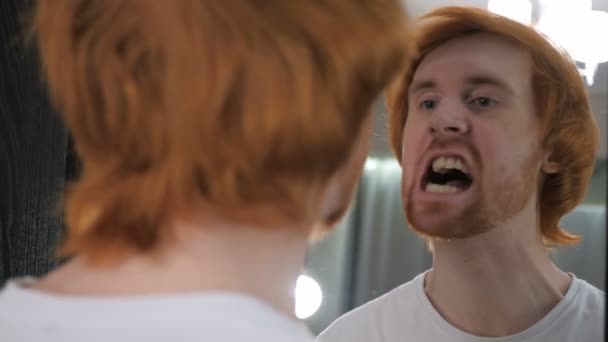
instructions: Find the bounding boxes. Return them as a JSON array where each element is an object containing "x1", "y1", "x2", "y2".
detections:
[
  {"x1": 0, "y1": 278, "x2": 314, "y2": 342},
  {"x1": 318, "y1": 272, "x2": 605, "y2": 342}
]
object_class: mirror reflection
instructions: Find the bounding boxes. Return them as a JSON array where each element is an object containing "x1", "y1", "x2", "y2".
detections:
[{"x1": 304, "y1": 1, "x2": 607, "y2": 340}]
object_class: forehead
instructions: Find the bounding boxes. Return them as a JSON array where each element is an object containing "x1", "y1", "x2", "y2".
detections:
[{"x1": 412, "y1": 33, "x2": 533, "y2": 91}]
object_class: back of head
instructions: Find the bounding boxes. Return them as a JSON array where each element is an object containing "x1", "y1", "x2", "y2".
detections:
[
  {"x1": 33, "y1": 0, "x2": 412, "y2": 263},
  {"x1": 387, "y1": 6, "x2": 599, "y2": 246}
]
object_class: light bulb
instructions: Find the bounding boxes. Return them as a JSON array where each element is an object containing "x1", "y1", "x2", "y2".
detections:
[
  {"x1": 488, "y1": 0, "x2": 532, "y2": 25},
  {"x1": 295, "y1": 275, "x2": 323, "y2": 319}
]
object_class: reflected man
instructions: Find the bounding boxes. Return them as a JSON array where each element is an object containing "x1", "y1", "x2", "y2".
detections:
[{"x1": 319, "y1": 6, "x2": 603, "y2": 342}]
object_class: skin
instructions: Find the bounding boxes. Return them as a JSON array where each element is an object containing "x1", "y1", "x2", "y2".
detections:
[{"x1": 401, "y1": 33, "x2": 570, "y2": 337}]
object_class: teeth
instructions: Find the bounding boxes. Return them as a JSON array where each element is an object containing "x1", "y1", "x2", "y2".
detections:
[
  {"x1": 432, "y1": 156, "x2": 468, "y2": 174},
  {"x1": 432, "y1": 158, "x2": 446, "y2": 172},
  {"x1": 445, "y1": 158, "x2": 455, "y2": 170},
  {"x1": 425, "y1": 183, "x2": 461, "y2": 193},
  {"x1": 454, "y1": 159, "x2": 467, "y2": 173}
]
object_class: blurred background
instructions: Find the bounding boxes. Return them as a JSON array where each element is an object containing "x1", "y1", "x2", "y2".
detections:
[{"x1": 297, "y1": 0, "x2": 607, "y2": 335}]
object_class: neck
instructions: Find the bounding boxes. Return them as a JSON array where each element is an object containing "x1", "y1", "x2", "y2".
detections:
[
  {"x1": 35, "y1": 218, "x2": 310, "y2": 319},
  {"x1": 426, "y1": 204, "x2": 572, "y2": 337}
]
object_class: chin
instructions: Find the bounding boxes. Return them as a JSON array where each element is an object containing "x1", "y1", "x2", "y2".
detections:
[
  {"x1": 408, "y1": 218, "x2": 471, "y2": 240},
  {"x1": 405, "y1": 203, "x2": 492, "y2": 240}
]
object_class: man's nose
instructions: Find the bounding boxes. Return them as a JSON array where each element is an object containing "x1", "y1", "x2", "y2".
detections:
[{"x1": 429, "y1": 105, "x2": 470, "y2": 137}]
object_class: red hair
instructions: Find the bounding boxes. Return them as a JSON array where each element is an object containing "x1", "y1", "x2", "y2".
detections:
[
  {"x1": 387, "y1": 7, "x2": 599, "y2": 246},
  {"x1": 33, "y1": 0, "x2": 413, "y2": 262}
]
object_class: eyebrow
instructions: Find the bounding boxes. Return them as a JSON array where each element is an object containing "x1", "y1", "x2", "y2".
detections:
[
  {"x1": 408, "y1": 80, "x2": 437, "y2": 95},
  {"x1": 465, "y1": 75, "x2": 514, "y2": 95},
  {"x1": 409, "y1": 74, "x2": 515, "y2": 96}
]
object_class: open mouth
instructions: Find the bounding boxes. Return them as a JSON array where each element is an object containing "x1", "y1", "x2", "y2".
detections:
[{"x1": 423, "y1": 156, "x2": 473, "y2": 193}]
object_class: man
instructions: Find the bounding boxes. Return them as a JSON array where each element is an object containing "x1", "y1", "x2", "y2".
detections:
[
  {"x1": 318, "y1": 6, "x2": 603, "y2": 342},
  {"x1": 0, "y1": 1, "x2": 412, "y2": 341}
]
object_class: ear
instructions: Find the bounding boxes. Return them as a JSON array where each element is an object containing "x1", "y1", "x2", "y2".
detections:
[{"x1": 541, "y1": 151, "x2": 560, "y2": 174}]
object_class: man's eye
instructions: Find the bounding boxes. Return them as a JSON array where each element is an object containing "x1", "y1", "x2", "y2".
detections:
[
  {"x1": 420, "y1": 99, "x2": 437, "y2": 110},
  {"x1": 470, "y1": 97, "x2": 495, "y2": 108}
]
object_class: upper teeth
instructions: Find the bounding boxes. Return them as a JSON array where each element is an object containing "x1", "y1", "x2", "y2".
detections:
[{"x1": 432, "y1": 156, "x2": 468, "y2": 174}]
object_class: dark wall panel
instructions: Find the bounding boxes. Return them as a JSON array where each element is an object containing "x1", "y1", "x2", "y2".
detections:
[{"x1": 0, "y1": 0, "x2": 67, "y2": 285}]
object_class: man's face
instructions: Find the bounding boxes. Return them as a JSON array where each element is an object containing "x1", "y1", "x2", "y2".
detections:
[{"x1": 401, "y1": 33, "x2": 544, "y2": 240}]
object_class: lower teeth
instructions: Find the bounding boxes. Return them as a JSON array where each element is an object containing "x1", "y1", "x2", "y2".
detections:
[{"x1": 425, "y1": 183, "x2": 461, "y2": 193}]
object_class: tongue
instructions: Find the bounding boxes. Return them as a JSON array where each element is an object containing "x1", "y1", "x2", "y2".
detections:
[{"x1": 446, "y1": 179, "x2": 470, "y2": 189}]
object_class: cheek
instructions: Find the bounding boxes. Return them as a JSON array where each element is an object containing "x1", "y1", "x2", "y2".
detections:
[
  {"x1": 476, "y1": 128, "x2": 535, "y2": 179},
  {"x1": 401, "y1": 118, "x2": 423, "y2": 153},
  {"x1": 401, "y1": 126, "x2": 417, "y2": 163},
  {"x1": 470, "y1": 127, "x2": 507, "y2": 185},
  {"x1": 401, "y1": 121, "x2": 424, "y2": 183}
]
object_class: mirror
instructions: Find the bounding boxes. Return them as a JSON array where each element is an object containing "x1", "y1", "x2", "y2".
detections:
[{"x1": 303, "y1": 0, "x2": 607, "y2": 335}]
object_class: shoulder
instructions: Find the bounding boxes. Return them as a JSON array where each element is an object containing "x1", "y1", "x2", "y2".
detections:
[
  {"x1": 571, "y1": 277, "x2": 605, "y2": 312},
  {"x1": 0, "y1": 283, "x2": 315, "y2": 342},
  {"x1": 543, "y1": 277, "x2": 605, "y2": 342},
  {"x1": 316, "y1": 274, "x2": 422, "y2": 342},
  {"x1": 167, "y1": 293, "x2": 316, "y2": 342},
  {"x1": 210, "y1": 323, "x2": 313, "y2": 342},
  {"x1": 0, "y1": 278, "x2": 35, "y2": 311}
]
